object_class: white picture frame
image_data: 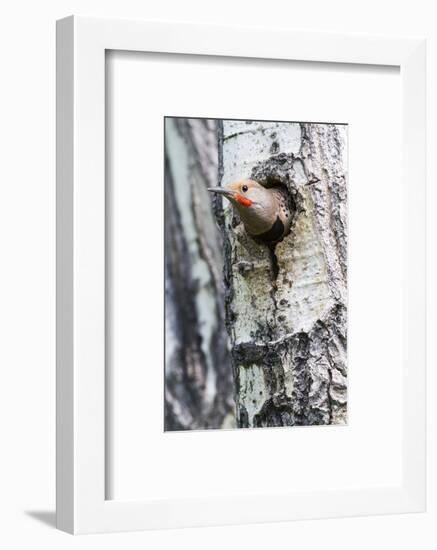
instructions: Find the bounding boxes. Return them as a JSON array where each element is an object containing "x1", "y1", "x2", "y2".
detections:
[{"x1": 56, "y1": 15, "x2": 426, "y2": 534}]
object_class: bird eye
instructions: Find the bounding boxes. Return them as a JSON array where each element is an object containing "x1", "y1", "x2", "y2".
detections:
[{"x1": 242, "y1": 185, "x2": 248, "y2": 192}]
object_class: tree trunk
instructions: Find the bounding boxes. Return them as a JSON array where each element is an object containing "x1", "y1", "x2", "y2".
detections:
[
  {"x1": 164, "y1": 118, "x2": 235, "y2": 431},
  {"x1": 215, "y1": 120, "x2": 348, "y2": 428}
]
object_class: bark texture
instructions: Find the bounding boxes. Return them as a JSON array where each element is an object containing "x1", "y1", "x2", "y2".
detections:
[
  {"x1": 214, "y1": 120, "x2": 348, "y2": 428},
  {"x1": 164, "y1": 118, "x2": 235, "y2": 431}
]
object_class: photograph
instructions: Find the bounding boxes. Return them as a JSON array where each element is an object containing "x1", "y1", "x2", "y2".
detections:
[{"x1": 164, "y1": 117, "x2": 348, "y2": 431}]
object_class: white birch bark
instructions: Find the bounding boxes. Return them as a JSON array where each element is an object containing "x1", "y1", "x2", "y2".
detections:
[{"x1": 214, "y1": 120, "x2": 348, "y2": 428}]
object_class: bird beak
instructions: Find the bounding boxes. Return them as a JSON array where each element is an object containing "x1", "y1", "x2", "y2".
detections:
[{"x1": 207, "y1": 187, "x2": 235, "y2": 199}]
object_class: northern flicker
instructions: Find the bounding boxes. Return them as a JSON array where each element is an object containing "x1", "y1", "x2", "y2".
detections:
[{"x1": 208, "y1": 179, "x2": 292, "y2": 243}]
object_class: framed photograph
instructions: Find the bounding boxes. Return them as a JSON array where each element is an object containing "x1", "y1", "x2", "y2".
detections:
[
  {"x1": 56, "y1": 16, "x2": 426, "y2": 534},
  {"x1": 163, "y1": 115, "x2": 348, "y2": 432}
]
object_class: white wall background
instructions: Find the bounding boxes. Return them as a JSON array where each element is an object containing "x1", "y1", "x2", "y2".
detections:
[{"x1": 0, "y1": 1, "x2": 434, "y2": 548}]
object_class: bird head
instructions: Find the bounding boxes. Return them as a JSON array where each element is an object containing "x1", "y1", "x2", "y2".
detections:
[
  {"x1": 208, "y1": 179, "x2": 279, "y2": 236},
  {"x1": 208, "y1": 179, "x2": 271, "y2": 210}
]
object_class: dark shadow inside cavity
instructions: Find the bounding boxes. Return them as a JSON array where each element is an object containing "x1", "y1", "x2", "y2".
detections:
[{"x1": 268, "y1": 244, "x2": 280, "y2": 281}]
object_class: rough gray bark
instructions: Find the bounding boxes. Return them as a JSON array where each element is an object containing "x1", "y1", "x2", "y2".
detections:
[
  {"x1": 164, "y1": 118, "x2": 235, "y2": 430},
  {"x1": 214, "y1": 120, "x2": 347, "y2": 428}
]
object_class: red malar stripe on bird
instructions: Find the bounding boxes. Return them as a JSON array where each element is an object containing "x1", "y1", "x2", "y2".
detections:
[{"x1": 235, "y1": 194, "x2": 253, "y2": 207}]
